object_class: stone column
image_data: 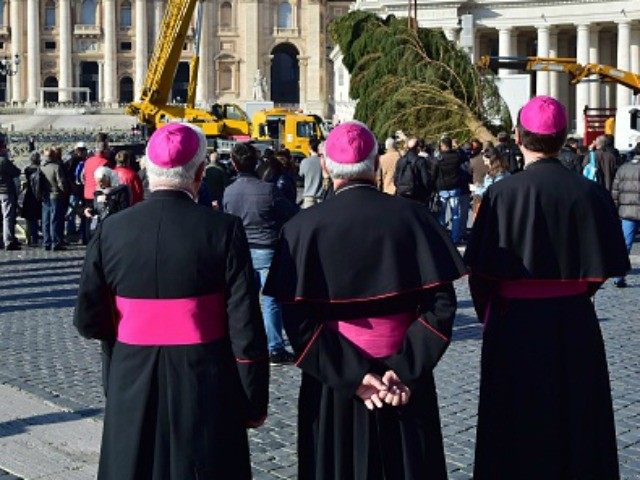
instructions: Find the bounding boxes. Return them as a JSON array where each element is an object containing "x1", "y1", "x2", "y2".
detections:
[
  {"x1": 195, "y1": 0, "x2": 212, "y2": 106},
  {"x1": 58, "y1": 0, "x2": 73, "y2": 102},
  {"x1": 298, "y1": 56, "x2": 308, "y2": 109},
  {"x1": 98, "y1": 61, "x2": 104, "y2": 102},
  {"x1": 616, "y1": 20, "x2": 631, "y2": 109},
  {"x1": 243, "y1": 0, "x2": 260, "y2": 101},
  {"x1": 548, "y1": 28, "x2": 560, "y2": 100},
  {"x1": 589, "y1": 26, "x2": 600, "y2": 108},
  {"x1": 26, "y1": 0, "x2": 41, "y2": 105},
  {"x1": 154, "y1": 0, "x2": 164, "y2": 41},
  {"x1": 134, "y1": 0, "x2": 148, "y2": 98},
  {"x1": 103, "y1": 0, "x2": 117, "y2": 104},
  {"x1": 10, "y1": 0, "x2": 24, "y2": 104},
  {"x1": 631, "y1": 27, "x2": 640, "y2": 94},
  {"x1": 575, "y1": 23, "x2": 590, "y2": 134},
  {"x1": 536, "y1": 25, "x2": 550, "y2": 96},
  {"x1": 498, "y1": 27, "x2": 513, "y2": 76}
]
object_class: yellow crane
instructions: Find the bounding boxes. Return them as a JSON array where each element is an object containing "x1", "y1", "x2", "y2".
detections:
[
  {"x1": 126, "y1": 0, "x2": 250, "y2": 139},
  {"x1": 477, "y1": 56, "x2": 640, "y2": 95}
]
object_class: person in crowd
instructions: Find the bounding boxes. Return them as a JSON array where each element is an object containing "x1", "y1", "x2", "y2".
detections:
[
  {"x1": 0, "y1": 137, "x2": 21, "y2": 250},
  {"x1": 50, "y1": 146, "x2": 70, "y2": 245},
  {"x1": 603, "y1": 133, "x2": 621, "y2": 166},
  {"x1": 456, "y1": 144, "x2": 473, "y2": 242},
  {"x1": 113, "y1": 150, "x2": 144, "y2": 205},
  {"x1": 21, "y1": 151, "x2": 43, "y2": 247},
  {"x1": 262, "y1": 150, "x2": 297, "y2": 204},
  {"x1": 64, "y1": 142, "x2": 89, "y2": 240},
  {"x1": 318, "y1": 141, "x2": 334, "y2": 201},
  {"x1": 586, "y1": 135, "x2": 618, "y2": 191},
  {"x1": 264, "y1": 121, "x2": 465, "y2": 480},
  {"x1": 74, "y1": 123, "x2": 269, "y2": 480},
  {"x1": 298, "y1": 138, "x2": 324, "y2": 207},
  {"x1": 203, "y1": 151, "x2": 230, "y2": 207},
  {"x1": 475, "y1": 147, "x2": 511, "y2": 197},
  {"x1": 27, "y1": 136, "x2": 36, "y2": 152},
  {"x1": 84, "y1": 166, "x2": 131, "y2": 238},
  {"x1": 465, "y1": 96, "x2": 629, "y2": 480},
  {"x1": 393, "y1": 137, "x2": 432, "y2": 203},
  {"x1": 376, "y1": 137, "x2": 402, "y2": 195},
  {"x1": 558, "y1": 137, "x2": 583, "y2": 173},
  {"x1": 495, "y1": 131, "x2": 523, "y2": 173},
  {"x1": 83, "y1": 141, "x2": 110, "y2": 203},
  {"x1": 223, "y1": 143, "x2": 298, "y2": 364},
  {"x1": 137, "y1": 155, "x2": 151, "y2": 198},
  {"x1": 40, "y1": 147, "x2": 69, "y2": 251},
  {"x1": 435, "y1": 136, "x2": 465, "y2": 244},
  {"x1": 611, "y1": 142, "x2": 640, "y2": 288}
]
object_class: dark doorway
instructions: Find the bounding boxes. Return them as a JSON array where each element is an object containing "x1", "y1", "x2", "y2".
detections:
[
  {"x1": 80, "y1": 61, "x2": 99, "y2": 102},
  {"x1": 172, "y1": 62, "x2": 189, "y2": 103},
  {"x1": 43, "y1": 76, "x2": 59, "y2": 103},
  {"x1": 0, "y1": 74, "x2": 6, "y2": 103},
  {"x1": 119, "y1": 76, "x2": 134, "y2": 103},
  {"x1": 271, "y1": 43, "x2": 299, "y2": 104}
]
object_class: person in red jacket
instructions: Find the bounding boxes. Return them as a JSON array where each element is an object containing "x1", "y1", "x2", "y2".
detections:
[
  {"x1": 83, "y1": 141, "x2": 110, "y2": 202},
  {"x1": 114, "y1": 150, "x2": 144, "y2": 204}
]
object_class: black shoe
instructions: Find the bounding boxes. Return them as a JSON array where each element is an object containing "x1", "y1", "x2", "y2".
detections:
[
  {"x1": 5, "y1": 242, "x2": 21, "y2": 251},
  {"x1": 52, "y1": 244, "x2": 67, "y2": 251},
  {"x1": 614, "y1": 278, "x2": 627, "y2": 288},
  {"x1": 269, "y1": 350, "x2": 295, "y2": 365}
]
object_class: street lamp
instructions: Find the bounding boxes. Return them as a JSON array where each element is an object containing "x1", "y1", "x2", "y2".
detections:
[{"x1": 0, "y1": 55, "x2": 20, "y2": 76}]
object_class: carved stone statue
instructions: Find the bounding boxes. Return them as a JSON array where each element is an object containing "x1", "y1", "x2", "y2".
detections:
[{"x1": 252, "y1": 69, "x2": 266, "y2": 101}]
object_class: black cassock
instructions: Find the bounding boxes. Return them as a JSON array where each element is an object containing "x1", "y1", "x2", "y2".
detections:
[
  {"x1": 464, "y1": 158, "x2": 630, "y2": 480},
  {"x1": 264, "y1": 183, "x2": 466, "y2": 480},
  {"x1": 74, "y1": 190, "x2": 268, "y2": 480}
]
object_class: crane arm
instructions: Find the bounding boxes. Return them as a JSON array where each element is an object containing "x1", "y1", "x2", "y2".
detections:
[
  {"x1": 477, "y1": 56, "x2": 640, "y2": 95},
  {"x1": 186, "y1": 0, "x2": 203, "y2": 109}
]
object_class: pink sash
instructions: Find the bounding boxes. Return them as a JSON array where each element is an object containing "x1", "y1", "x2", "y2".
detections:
[
  {"x1": 115, "y1": 293, "x2": 227, "y2": 346},
  {"x1": 326, "y1": 313, "x2": 414, "y2": 358}
]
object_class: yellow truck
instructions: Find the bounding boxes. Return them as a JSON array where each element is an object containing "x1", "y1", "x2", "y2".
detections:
[{"x1": 251, "y1": 108, "x2": 324, "y2": 158}]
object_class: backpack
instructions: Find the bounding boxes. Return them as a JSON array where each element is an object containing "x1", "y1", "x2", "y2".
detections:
[
  {"x1": 395, "y1": 155, "x2": 428, "y2": 200},
  {"x1": 29, "y1": 167, "x2": 45, "y2": 202},
  {"x1": 583, "y1": 151, "x2": 602, "y2": 183}
]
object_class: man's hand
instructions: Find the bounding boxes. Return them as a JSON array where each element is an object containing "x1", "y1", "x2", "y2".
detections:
[
  {"x1": 356, "y1": 373, "x2": 388, "y2": 410},
  {"x1": 380, "y1": 370, "x2": 411, "y2": 407}
]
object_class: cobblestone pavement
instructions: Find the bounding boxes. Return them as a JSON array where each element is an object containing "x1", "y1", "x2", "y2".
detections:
[{"x1": 0, "y1": 246, "x2": 638, "y2": 479}]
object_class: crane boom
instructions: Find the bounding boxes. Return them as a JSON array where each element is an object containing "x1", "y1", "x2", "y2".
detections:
[{"x1": 478, "y1": 56, "x2": 640, "y2": 95}]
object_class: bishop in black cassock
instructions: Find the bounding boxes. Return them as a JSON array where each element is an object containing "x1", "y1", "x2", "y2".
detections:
[
  {"x1": 265, "y1": 121, "x2": 466, "y2": 479},
  {"x1": 465, "y1": 96, "x2": 629, "y2": 480},
  {"x1": 74, "y1": 124, "x2": 269, "y2": 480}
]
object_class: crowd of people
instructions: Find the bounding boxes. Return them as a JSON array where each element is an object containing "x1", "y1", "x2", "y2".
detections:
[{"x1": 66, "y1": 95, "x2": 638, "y2": 480}]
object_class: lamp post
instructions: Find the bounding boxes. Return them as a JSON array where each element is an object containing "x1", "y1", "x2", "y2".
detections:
[{"x1": 0, "y1": 55, "x2": 20, "y2": 76}]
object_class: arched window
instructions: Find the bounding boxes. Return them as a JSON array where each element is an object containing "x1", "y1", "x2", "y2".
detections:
[
  {"x1": 219, "y1": 65, "x2": 232, "y2": 91},
  {"x1": 45, "y1": 1, "x2": 56, "y2": 27},
  {"x1": 277, "y1": 2, "x2": 292, "y2": 29},
  {"x1": 80, "y1": 0, "x2": 96, "y2": 25},
  {"x1": 219, "y1": 2, "x2": 232, "y2": 30},
  {"x1": 120, "y1": 0, "x2": 132, "y2": 27}
]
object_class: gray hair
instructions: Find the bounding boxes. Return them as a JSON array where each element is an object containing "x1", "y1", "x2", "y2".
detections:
[
  {"x1": 595, "y1": 135, "x2": 606, "y2": 150},
  {"x1": 324, "y1": 145, "x2": 377, "y2": 180},
  {"x1": 385, "y1": 137, "x2": 396, "y2": 151},
  {"x1": 147, "y1": 123, "x2": 207, "y2": 191},
  {"x1": 94, "y1": 166, "x2": 119, "y2": 187}
]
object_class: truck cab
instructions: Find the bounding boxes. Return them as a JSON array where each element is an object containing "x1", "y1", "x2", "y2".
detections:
[{"x1": 251, "y1": 108, "x2": 324, "y2": 158}]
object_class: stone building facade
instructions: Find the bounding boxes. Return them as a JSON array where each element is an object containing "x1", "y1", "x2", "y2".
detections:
[
  {"x1": 0, "y1": 0, "x2": 350, "y2": 116},
  {"x1": 334, "y1": 0, "x2": 640, "y2": 132}
]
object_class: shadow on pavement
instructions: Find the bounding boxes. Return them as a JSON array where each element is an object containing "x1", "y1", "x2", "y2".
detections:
[{"x1": 0, "y1": 407, "x2": 103, "y2": 439}]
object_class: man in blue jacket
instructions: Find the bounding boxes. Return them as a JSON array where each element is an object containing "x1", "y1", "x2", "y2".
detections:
[{"x1": 224, "y1": 142, "x2": 299, "y2": 364}]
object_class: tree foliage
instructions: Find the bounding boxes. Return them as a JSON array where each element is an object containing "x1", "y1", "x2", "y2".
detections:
[{"x1": 330, "y1": 12, "x2": 511, "y2": 143}]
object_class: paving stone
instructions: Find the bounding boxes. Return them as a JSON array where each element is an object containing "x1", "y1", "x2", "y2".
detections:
[{"x1": 0, "y1": 244, "x2": 639, "y2": 479}]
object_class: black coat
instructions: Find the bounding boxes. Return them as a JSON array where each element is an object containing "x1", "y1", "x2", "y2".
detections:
[
  {"x1": 74, "y1": 190, "x2": 269, "y2": 480},
  {"x1": 0, "y1": 156, "x2": 20, "y2": 195},
  {"x1": 265, "y1": 184, "x2": 466, "y2": 480},
  {"x1": 612, "y1": 156, "x2": 640, "y2": 221},
  {"x1": 21, "y1": 165, "x2": 42, "y2": 220},
  {"x1": 465, "y1": 158, "x2": 628, "y2": 479}
]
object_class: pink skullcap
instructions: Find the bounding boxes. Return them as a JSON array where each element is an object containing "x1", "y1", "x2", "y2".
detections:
[
  {"x1": 519, "y1": 96, "x2": 567, "y2": 135},
  {"x1": 146, "y1": 123, "x2": 203, "y2": 169},
  {"x1": 325, "y1": 121, "x2": 377, "y2": 164}
]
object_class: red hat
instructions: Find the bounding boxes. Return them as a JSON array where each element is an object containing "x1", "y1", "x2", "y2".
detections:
[
  {"x1": 519, "y1": 96, "x2": 567, "y2": 135},
  {"x1": 325, "y1": 121, "x2": 377, "y2": 165},
  {"x1": 146, "y1": 123, "x2": 205, "y2": 169}
]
